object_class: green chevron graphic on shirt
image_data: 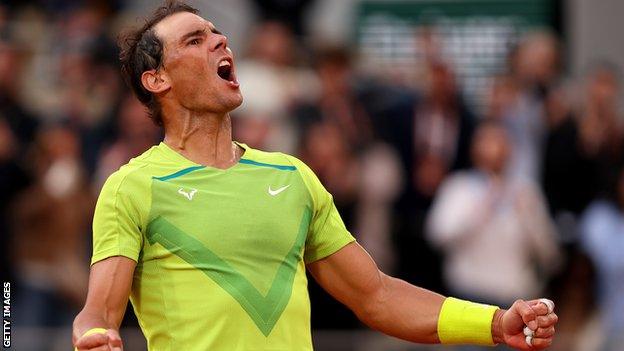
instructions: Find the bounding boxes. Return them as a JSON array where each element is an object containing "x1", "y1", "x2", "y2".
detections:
[{"x1": 145, "y1": 207, "x2": 311, "y2": 336}]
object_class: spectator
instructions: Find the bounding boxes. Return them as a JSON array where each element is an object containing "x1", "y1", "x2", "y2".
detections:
[
  {"x1": 427, "y1": 121, "x2": 561, "y2": 307},
  {"x1": 542, "y1": 83, "x2": 596, "y2": 218},
  {"x1": 412, "y1": 61, "x2": 474, "y2": 198},
  {"x1": 386, "y1": 60, "x2": 475, "y2": 292},
  {"x1": 541, "y1": 62, "x2": 623, "y2": 244},
  {"x1": 496, "y1": 31, "x2": 561, "y2": 181},
  {"x1": 576, "y1": 63, "x2": 623, "y2": 197},
  {"x1": 580, "y1": 166, "x2": 624, "y2": 351},
  {"x1": 0, "y1": 118, "x2": 30, "y2": 283},
  {"x1": 294, "y1": 45, "x2": 374, "y2": 152},
  {"x1": 234, "y1": 21, "x2": 316, "y2": 153},
  {"x1": 94, "y1": 94, "x2": 161, "y2": 189},
  {"x1": 11, "y1": 125, "x2": 92, "y2": 327},
  {"x1": 0, "y1": 37, "x2": 38, "y2": 149},
  {"x1": 294, "y1": 45, "x2": 402, "y2": 272}
]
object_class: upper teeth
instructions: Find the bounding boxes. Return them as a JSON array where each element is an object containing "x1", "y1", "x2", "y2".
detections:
[{"x1": 219, "y1": 60, "x2": 230, "y2": 67}]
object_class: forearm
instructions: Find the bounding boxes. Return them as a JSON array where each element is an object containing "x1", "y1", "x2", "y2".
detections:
[
  {"x1": 355, "y1": 274, "x2": 445, "y2": 343},
  {"x1": 312, "y1": 243, "x2": 557, "y2": 349},
  {"x1": 72, "y1": 256, "x2": 135, "y2": 342},
  {"x1": 357, "y1": 274, "x2": 507, "y2": 345}
]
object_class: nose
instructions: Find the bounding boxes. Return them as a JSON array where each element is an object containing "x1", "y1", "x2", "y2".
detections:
[{"x1": 211, "y1": 34, "x2": 228, "y2": 52}]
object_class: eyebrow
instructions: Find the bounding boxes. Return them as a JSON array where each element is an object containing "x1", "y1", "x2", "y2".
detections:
[{"x1": 179, "y1": 29, "x2": 207, "y2": 44}]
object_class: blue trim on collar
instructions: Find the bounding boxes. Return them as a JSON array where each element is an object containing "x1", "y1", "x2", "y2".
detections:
[
  {"x1": 153, "y1": 165, "x2": 206, "y2": 181},
  {"x1": 238, "y1": 159, "x2": 296, "y2": 171}
]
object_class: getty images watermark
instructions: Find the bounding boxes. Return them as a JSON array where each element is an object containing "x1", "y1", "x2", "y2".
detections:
[{"x1": 3, "y1": 282, "x2": 10, "y2": 348}]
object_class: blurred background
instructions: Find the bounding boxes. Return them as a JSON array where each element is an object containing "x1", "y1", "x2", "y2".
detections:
[{"x1": 1, "y1": 0, "x2": 623, "y2": 350}]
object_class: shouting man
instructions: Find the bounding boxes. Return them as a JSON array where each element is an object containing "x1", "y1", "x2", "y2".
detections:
[{"x1": 73, "y1": 1, "x2": 558, "y2": 350}]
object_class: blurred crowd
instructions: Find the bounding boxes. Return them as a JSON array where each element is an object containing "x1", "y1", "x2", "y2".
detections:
[{"x1": 1, "y1": 1, "x2": 623, "y2": 351}]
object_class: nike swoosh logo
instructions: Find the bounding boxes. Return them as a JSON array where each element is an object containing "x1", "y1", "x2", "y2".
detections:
[
  {"x1": 268, "y1": 185, "x2": 290, "y2": 196},
  {"x1": 178, "y1": 188, "x2": 197, "y2": 200}
]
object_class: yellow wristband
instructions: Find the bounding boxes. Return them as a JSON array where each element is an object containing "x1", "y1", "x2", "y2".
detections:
[
  {"x1": 437, "y1": 297, "x2": 499, "y2": 345},
  {"x1": 74, "y1": 328, "x2": 108, "y2": 351}
]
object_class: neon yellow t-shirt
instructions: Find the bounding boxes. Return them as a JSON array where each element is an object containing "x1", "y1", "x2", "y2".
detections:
[{"x1": 92, "y1": 142, "x2": 355, "y2": 351}]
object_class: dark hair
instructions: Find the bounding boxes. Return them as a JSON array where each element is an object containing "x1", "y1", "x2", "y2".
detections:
[{"x1": 118, "y1": 0, "x2": 199, "y2": 126}]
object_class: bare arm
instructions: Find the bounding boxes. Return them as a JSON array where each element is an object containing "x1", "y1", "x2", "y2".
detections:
[
  {"x1": 72, "y1": 256, "x2": 136, "y2": 350},
  {"x1": 308, "y1": 242, "x2": 558, "y2": 349},
  {"x1": 307, "y1": 242, "x2": 445, "y2": 343}
]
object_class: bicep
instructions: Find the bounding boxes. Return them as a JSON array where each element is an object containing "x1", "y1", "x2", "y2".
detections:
[
  {"x1": 307, "y1": 242, "x2": 384, "y2": 313},
  {"x1": 83, "y1": 256, "x2": 136, "y2": 328},
  {"x1": 308, "y1": 242, "x2": 446, "y2": 343}
]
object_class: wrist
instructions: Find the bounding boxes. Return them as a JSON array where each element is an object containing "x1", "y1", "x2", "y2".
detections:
[
  {"x1": 491, "y1": 309, "x2": 505, "y2": 344},
  {"x1": 437, "y1": 297, "x2": 499, "y2": 345}
]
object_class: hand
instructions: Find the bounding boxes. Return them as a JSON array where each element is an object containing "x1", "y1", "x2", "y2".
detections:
[
  {"x1": 493, "y1": 299, "x2": 558, "y2": 350},
  {"x1": 74, "y1": 329, "x2": 123, "y2": 351}
]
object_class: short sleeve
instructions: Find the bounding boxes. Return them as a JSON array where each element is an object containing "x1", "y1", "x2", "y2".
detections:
[
  {"x1": 287, "y1": 156, "x2": 355, "y2": 263},
  {"x1": 91, "y1": 168, "x2": 148, "y2": 265}
]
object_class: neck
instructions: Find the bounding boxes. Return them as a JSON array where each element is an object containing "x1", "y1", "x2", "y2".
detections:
[{"x1": 162, "y1": 107, "x2": 241, "y2": 168}]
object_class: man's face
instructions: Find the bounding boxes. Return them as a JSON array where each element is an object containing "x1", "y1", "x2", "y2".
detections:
[
  {"x1": 154, "y1": 12, "x2": 243, "y2": 114},
  {"x1": 472, "y1": 126, "x2": 510, "y2": 175}
]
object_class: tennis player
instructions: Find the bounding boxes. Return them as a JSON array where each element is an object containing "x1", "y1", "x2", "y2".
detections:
[{"x1": 72, "y1": 1, "x2": 558, "y2": 350}]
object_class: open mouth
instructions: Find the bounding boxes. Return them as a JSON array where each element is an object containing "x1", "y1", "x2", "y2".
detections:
[{"x1": 217, "y1": 59, "x2": 234, "y2": 82}]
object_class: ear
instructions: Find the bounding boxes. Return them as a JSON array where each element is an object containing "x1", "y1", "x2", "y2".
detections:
[{"x1": 141, "y1": 69, "x2": 170, "y2": 94}]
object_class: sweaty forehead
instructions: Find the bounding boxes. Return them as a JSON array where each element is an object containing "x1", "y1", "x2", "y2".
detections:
[{"x1": 154, "y1": 12, "x2": 212, "y2": 45}]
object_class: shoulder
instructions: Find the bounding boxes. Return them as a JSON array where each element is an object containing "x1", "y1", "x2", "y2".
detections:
[
  {"x1": 277, "y1": 152, "x2": 318, "y2": 181},
  {"x1": 242, "y1": 146, "x2": 311, "y2": 174},
  {"x1": 99, "y1": 147, "x2": 158, "y2": 197},
  {"x1": 245, "y1": 148, "x2": 297, "y2": 168},
  {"x1": 247, "y1": 148, "x2": 318, "y2": 184}
]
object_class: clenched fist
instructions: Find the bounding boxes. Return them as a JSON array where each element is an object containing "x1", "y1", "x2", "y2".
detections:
[
  {"x1": 493, "y1": 299, "x2": 558, "y2": 350},
  {"x1": 74, "y1": 329, "x2": 123, "y2": 351}
]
